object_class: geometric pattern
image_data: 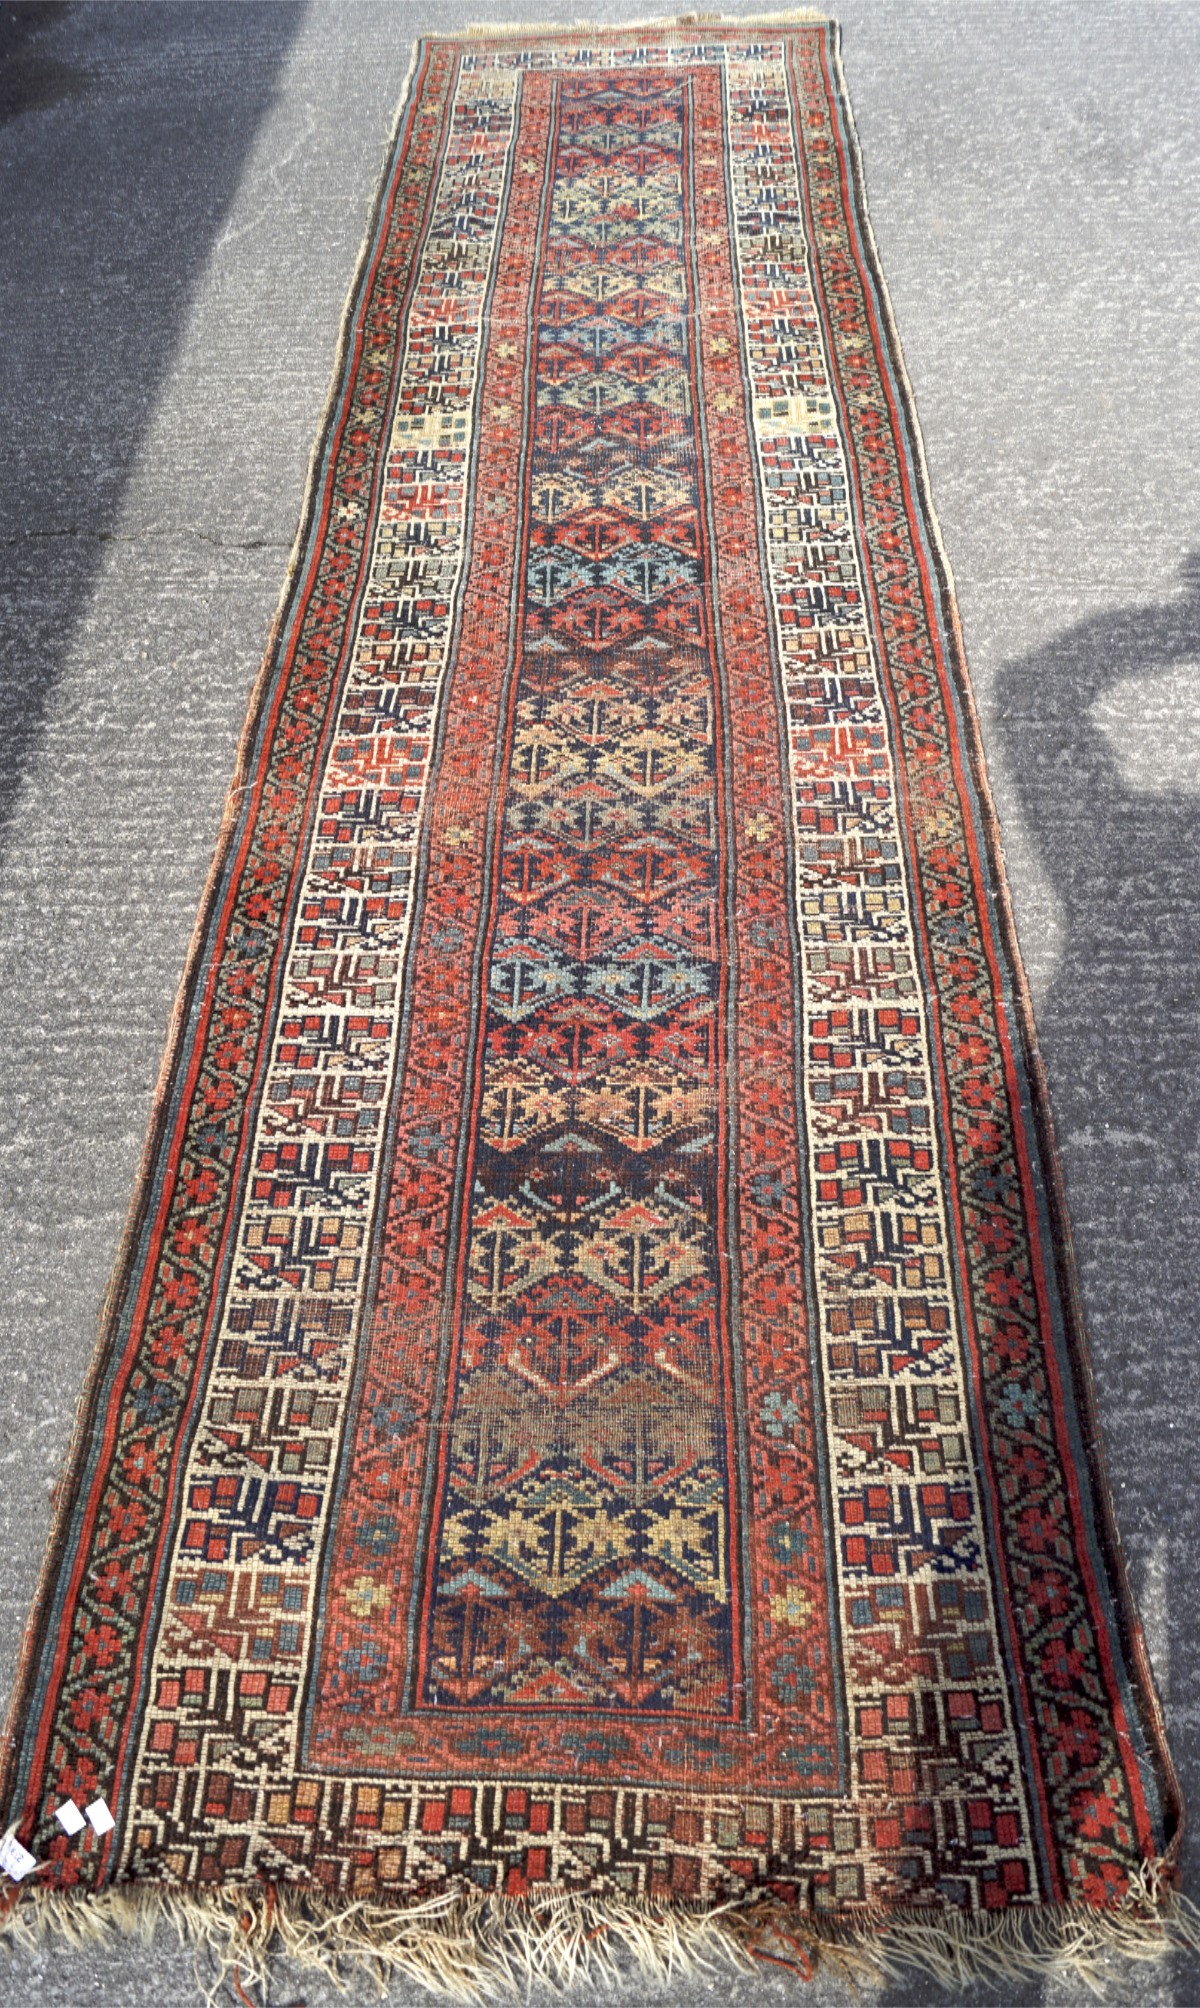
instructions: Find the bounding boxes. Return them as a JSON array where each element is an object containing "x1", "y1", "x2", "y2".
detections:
[
  {"x1": 422, "y1": 71, "x2": 740, "y2": 1722},
  {"x1": 0, "y1": 18, "x2": 1178, "y2": 1933}
]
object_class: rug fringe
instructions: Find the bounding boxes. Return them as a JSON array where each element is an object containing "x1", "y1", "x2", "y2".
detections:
[{"x1": 0, "y1": 1863, "x2": 1196, "y2": 2004}]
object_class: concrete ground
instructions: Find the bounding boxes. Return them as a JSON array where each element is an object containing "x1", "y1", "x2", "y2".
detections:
[{"x1": 0, "y1": 0, "x2": 1197, "y2": 2001}]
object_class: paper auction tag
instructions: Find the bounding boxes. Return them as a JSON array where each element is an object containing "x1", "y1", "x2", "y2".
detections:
[
  {"x1": 54, "y1": 1801, "x2": 87, "y2": 1837},
  {"x1": 0, "y1": 1829, "x2": 37, "y2": 1882},
  {"x1": 84, "y1": 1799, "x2": 115, "y2": 1837}
]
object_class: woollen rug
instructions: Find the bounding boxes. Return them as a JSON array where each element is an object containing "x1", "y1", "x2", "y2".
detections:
[{"x1": 0, "y1": 15, "x2": 1187, "y2": 1997}]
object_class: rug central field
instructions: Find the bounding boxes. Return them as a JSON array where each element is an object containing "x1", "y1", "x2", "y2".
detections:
[{"x1": 0, "y1": 14, "x2": 1183, "y2": 1992}]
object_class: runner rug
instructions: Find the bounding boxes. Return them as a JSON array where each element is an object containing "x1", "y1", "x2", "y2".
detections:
[{"x1": 1, "y1": 14, "x2": 1187, "y2": 1997}]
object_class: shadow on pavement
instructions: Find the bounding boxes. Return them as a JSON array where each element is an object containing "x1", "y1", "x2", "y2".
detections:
[
  {"x1": 0, "y1": 4, "x2": 81, "y2": 122},
  {"x1": 0, "y1": 0, "x2": 303, "y2": 855},
  {"x1": 995, "y1": 555, "x2": 1200, "y2": 1846},
  {"x1": 874, "y1": 559, "x2": 1200, "y2": 2008}
]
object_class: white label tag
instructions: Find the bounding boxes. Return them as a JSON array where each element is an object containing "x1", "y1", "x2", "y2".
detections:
[
  {"x1": 54, "y1": 1801, "x2": 86, "y2": 1837},
  {"x1": 0, "y1": 1830, "x2": 37, "y2": 1882},
  {"x1": 84, "y1": 1798, "x2": 115, "y2": 1837}
]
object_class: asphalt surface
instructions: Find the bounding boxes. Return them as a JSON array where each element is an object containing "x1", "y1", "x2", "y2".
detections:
[{"x1": 0, "y1": 2, "x2": 1197, "y2": 2003}]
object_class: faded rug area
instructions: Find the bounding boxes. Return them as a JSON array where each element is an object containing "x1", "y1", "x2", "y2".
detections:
[{"x1": 0, "y1": 13, "x2": 1187, "y2": 1997}]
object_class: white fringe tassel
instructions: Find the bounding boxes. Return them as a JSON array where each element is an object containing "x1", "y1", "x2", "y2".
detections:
[{"x1": 0, "y1": 1861, "x2": 1197, "y2": 2004}]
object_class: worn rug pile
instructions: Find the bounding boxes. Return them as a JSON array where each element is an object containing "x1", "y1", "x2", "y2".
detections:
[{"x1": 0, "y1": 14, "x2": 1187, "y2": 1997}]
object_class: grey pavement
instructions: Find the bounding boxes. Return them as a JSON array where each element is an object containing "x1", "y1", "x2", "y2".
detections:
[{"x1": 0, "y1": 1, "x2": 1197, "y2": 2002}]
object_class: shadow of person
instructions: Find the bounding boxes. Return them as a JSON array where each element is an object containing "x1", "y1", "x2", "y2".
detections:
[
  {"x1": 0, "y1": 5, "x2": 80, "y2": 126},
  {"x1": 996, "y1": 550, "x2": 1200, "y2": 1875},
  {"x1": 874, "y1": 557, "x2": 1200, "y2": 2008}
]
